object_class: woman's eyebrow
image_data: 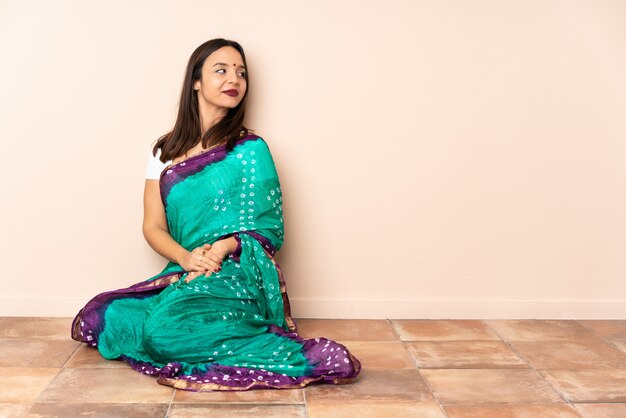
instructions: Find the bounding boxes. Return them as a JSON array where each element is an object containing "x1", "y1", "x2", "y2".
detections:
[{"x1": 212, "y1": 62, "x2": 246, "y2": 69}]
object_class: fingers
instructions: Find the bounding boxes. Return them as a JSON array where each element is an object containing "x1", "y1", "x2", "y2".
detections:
[
  {"x1": 184, "y1": 264, "x2": 220, "y2": 283},
  {"x1": 191, "y1": 256, "x2": 212, "y2": 272},
  {"x1": 191, "y1": 248, "x2": 218, "y2": 271},
  {"x1": 186, "y1": 263, "x2": 221, "y2": 282},
  {"x1": 197, "y1": 247, "x2": 223, "y2": 267},
  {"x1": 194, "y1": 253, "x2": 221, "y2": 271},
  {"x1": 205, "y1": 259, "x2": 222, "y2": 273},
  {"x1": 201, "y1": 253, "x2": 221, "y2": 265},
  {"x1": 184, "y1": 270, "x2": 202, "y2": 283},
  {"x1": 199, "y1": 257, "x2": 222, "y2": 278},
  {"x1": 186, "y1": 250, "x2": 222, "y2": 282},
  {"x1": 193, "y1": 245, "x2": 221, "y2": 263},
  {"x1": 184, "y1": 245, "x2": 224, "y2": 282},
  {"x1": 204, "y1": 261, "x2": 222, "y2": 278}
]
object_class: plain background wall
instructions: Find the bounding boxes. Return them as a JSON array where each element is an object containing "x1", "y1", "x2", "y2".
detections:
[{"x1": 1, "y1": 0, "x2": 625, "y2": 318}]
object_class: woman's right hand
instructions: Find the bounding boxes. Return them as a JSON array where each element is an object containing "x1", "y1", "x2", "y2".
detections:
[{"x1": 178, "y1": 243, "x2": 222, "y2": 274}]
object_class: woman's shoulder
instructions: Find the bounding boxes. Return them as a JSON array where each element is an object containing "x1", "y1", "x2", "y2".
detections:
[
  {"x1": 244, "y1": 129, "x2": 263, "y2": 142},
  {"x1": 239, "y1": 133, "x2": 273, "y2": 153},
  {"x1": 145, "y1": 141, "x2": 172, "y2": 180},
  {"x1": 241, "y1": 129, "x2": 273, "y2": 146}
]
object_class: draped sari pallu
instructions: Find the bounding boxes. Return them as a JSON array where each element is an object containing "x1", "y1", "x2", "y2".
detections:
[{"x1": 71, "y1": 134, "x2": 361, "y2": 391}]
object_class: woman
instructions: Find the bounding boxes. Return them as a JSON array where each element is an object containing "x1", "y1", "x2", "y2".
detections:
[{"x1": 71, "y1": 38, "x2": 361, "y2": 391}]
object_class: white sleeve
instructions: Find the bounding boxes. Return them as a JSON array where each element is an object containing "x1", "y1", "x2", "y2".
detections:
[{"x1": 145, "y1": 146, "x2": 171, "y2": 179}]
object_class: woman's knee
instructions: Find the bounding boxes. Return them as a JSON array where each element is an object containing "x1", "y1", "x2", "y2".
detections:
[{"x1": 142, "y1": 313, "x2": 174, "y2": 362}]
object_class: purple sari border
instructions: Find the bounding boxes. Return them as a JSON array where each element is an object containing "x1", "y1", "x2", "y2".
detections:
[
  {"x1": 116, "y1": 323, "x2": 361, "y2": 392},
  {"x1": 159, "y1": 134, "x2": 261, "y2": 207},
  {"x1": 71, "y1": 269, "x2": 184, "y2": 345},
  {"x1": 242, "y1": 231, "x2": 278, "y2": 257}
]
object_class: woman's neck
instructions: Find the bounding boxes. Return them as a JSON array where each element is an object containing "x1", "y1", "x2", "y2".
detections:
[{"x1": 198, "y1": 103, "x2": 227, "y2": 135}]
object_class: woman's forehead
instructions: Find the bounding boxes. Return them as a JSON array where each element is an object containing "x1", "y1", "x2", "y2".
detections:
[{"x1": 207, "y1": 47, "x2": 244, "y2": 67}]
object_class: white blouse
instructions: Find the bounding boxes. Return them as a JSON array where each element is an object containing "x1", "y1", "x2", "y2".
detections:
[{"x1": 146, "y1": 146, "x2": 173, "y2": 180}]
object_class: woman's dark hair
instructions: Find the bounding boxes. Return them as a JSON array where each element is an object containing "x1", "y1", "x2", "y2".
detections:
[{"x1": 153, "y1": 38, "x2": 253, "y2": 162}]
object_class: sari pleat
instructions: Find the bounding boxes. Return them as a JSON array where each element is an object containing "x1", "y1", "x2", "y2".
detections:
[{"x1": 71, "y1": 134, "x2": 361, "y2": 391}]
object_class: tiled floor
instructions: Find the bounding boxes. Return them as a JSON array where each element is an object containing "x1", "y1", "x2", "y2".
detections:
[{"x1": 1, "y1": 318, "x2": 626, "y2": 417}]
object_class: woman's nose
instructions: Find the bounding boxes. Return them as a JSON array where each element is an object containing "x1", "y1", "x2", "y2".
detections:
[{"x1": 228, "y1": 71, "x2": 239, "y2": 84}]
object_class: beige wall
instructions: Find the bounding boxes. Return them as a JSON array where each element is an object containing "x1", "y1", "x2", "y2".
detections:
[{"x1": 1, "y1": 0, "x2": 625, "y2": 318}]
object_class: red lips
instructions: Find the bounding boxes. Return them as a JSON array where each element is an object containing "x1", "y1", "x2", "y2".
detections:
[{"x1": 223, "y1": 89, "x2": 239, "y2": 97}]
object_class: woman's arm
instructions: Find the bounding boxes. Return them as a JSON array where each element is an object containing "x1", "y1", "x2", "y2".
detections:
[
  {"x1": 142, "y1": 179, "x2": 189, "y2": 264},
  {"x1": 142, "y1": 180, "x2": 239, "y2": 265}
]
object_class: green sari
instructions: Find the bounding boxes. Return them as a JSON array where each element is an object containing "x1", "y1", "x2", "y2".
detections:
[{"x1": 71, "y1": 134, "x2": 361, "y2": 391}]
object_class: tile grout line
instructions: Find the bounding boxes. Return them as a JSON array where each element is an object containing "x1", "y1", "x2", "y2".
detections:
[
  {"x1": 23, "y1": 331, "x2": 82, "y2": 412},
  {"x1": 570, "y1": 319, "x2": 626, "y2": 415},
  {"x1": 387, "y1": 318, "x2": 450, "y2": 418},
  {"x1": 575, "y1": 319, "x2": 626, "y2": 371},
  {"x1": 576, "y1": 319, "x2": 626, "y2": 355},
  {"x1": 396, "y1": 319, "x2": 585, "y2": 414},
  {"x1": 165, "y1": 388, "x2": 176, "y2": 417},
  {"x1": 481, "y1": 319, "x2": 534, "y2": 369},
  {"x1": 483, "y1": 319, "x2": 582, "y2": 412},
  {"x1": 0, "y1": 318, "x2": 52, "y2": 418},
  {"x1": 27, "y1": 367, "x2": 64, "y2": 410},
  {"x1": 59, "y1": 341, "x2": 83, "y2": 369},
  {"x1": 303, "y1": 385, "x2": 309, "y2": 418}
]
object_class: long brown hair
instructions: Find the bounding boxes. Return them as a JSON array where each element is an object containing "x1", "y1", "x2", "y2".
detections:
[{"x1": 152, "y1": 38, "x2": 253, "y2": 162}]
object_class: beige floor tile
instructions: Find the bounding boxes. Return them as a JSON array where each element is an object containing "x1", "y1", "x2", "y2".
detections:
[
  {"x1": 579, "y1": 320, "x2": 626, "y2": 339},
  {"x1": 0, "y1": 367, "x2": 60, "y2": 403},
  {"x1": 307, "y1": 401, "x2": 446, "y2": 418},
  {"x1": 293, "y1": 319, "x2": 397, "y2": 341},
  {"x1": 337, "y1": 341, "x2": 415, "y2": 369},
  {"x1": 542, "y1": 369, "x2": 626, "y2": 402},
  {"x1": 0, "y1": 339, "x2": 79, "y2": 368},
  {"x1": 0, "y1": 403, "x2": 31, "y2": 418},
  {"x1": 443, "y1": 404, "x2": 582, "y2": 417},
  {"x1": 37, "y1": 368, "x2": 173, "y2": 403},
  {"x1": 0, "y1": 317, "x2": 74, "y2": 339},
  {"x1": 486, "y1": 320, "x2": 595, "y2": 341},
  {"x1": 173, "y1": 387, "x2": 304, "y2": 404},
  {"x1": 64, "y1": 345, "x2": 128, "y2": 369},
  {"x1": 6, "y1": 315, "x2": 626, "y2": 416},
  {"x1": 613, "y1": 339, "x2": 626, "y2": 354},
  {"x1": 24, "y1": 402, "x2": 169, "y2": 417},
  {"x1": 305, "y1": 368, "x2": 434, "y2": 403},
  {"x1": 392, "y1": 320, "x2": 500, "y2": 341},
  {"x1": 573, "y1": 403, "x2": 626, "y2": 418},
  {"x1": 406, "y1": 341, "x2": 527, "y2": 368},
  {"x1": 511, "y1": 340, "x2": 626, "y2": 369},
  {"x1": 580, "y1": 321, "x2": 626, "y2": 356},
  {"x1": 168, "y1": 403, "x2": 306, "y2": 417},
  {"x1": 421, "y1": 369, "x2": 564, "y2": 404}
]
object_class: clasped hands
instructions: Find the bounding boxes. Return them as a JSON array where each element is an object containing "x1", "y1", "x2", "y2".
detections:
[{"x1": 179, "y1": 239, "x2": 231, "y2": 283}]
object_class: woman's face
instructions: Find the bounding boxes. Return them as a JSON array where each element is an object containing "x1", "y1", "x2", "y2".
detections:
[{"x1": 194, "y1": 46, "x2": 247, "y2": 113}]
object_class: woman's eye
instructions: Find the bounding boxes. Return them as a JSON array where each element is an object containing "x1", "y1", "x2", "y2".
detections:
[{"x1": 215, "y1": 69, "x2": 245, "y2": 77}]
